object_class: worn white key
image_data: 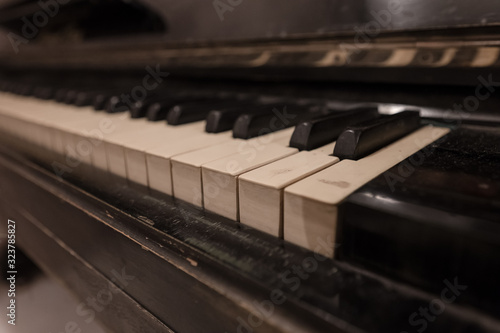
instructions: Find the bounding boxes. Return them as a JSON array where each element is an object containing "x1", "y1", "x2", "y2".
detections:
[
  {"x1": 201, "y1": 130, "x2": 298, "y2": 220},
  {"x1": 283, "y1": 125, "x2": 450, "y2": 258},
  {"x1": 146, "y1": 131, "x2": 234, "y2": 196},
  {"x1": 102, "y1": 119, "x2": 169, "y2": 179},
  {"x1": 104, "y1": 120, "x2": 202, "y2": 181},
  {"x1": 0, "y1": 94, "x2": 144, "y2": 174},
  {"x1": 122, "y1": 122, "x2": 206, "y2": 188},
  {"x1": 0, "y1": 94, "x2": 104, "y2": 162},
  {"x1": 0, "y1": 96, "x2": 127, "y2": 171},
  {"x1": 238, "y1": 142, "x2": 338, "y2": 237},
  {"x1": 170, "y1": 128, "x2": 294, "y2": 207}
]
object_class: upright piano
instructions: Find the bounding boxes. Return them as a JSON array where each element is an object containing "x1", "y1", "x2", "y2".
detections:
[{"x1": 0, "y1": 0, "x2": 499, "y2": 332}]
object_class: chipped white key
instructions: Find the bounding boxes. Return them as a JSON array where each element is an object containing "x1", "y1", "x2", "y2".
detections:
[{"x1": 283, "y1": 125, "x2": 450, "y2": 258}]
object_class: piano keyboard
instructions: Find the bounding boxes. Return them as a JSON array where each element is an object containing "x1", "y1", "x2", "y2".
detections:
[{"x1": 0, "y1": 82, "x2": 450, "y2": 258}]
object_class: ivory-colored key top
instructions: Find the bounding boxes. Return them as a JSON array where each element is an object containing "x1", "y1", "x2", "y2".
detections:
[
  {"x1": 170, "y1": 128, "x2": 294, "y2": 207},
  {"x1": 146, "y1": 131, "x2": 234, "y2": 196},
  {"x1": 0, "y1": 94, "x2": 144, "y2": 173},
  {"x1": 238, "y1": 142, "x2": 338, "y2": 237},
  {"x1": 202, "y1": 141, "x2": 298, "y2": 221},
  {"x1": 122, "y1": 122, "x2": 206, "y2": 187},
  {"x1": 0, "y1": 95, "x2": 103, "y2": 162},
  {"x1": 103, "y1": 120, "x2": 170, "y2": 179},
  {"x1": 283, "y1": 125, "x2": 450, "y2": 258}
]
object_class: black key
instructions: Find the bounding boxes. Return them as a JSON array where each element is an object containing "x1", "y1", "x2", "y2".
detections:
[
  {"x1": 63, "y1": 90, "x2": 80, "y2": 104},
  {"x1": 232, "y1": 104, "x2": 330, "y2": 139},
  {"x1": 10, "y1": 83, "x2": 23, "y2": 95},
  {"x1": 33, "y1": 86, "x2": 54, "y2": 100},
  {"x1": 0, "y1": 81, "x2": 8, "y2": 91},
  {"x1": 205, "y1": 105, "x2": 269, "y2": 133},
  {"x1": 74, "y1": 91, "x2": 99, "y2": 107},
  {"x1": 289, "y1": 107, "x2": 379, "y2": 151},
  {"x1": 93, "y1": 93, "x2": 113, "y2": 110},
  {"x1": 105, "y1": 95, "x2": 130, "y2": 113},
  {"x1": 333, "y1": 110, "x2": 421, "y2": 160},
  {"x1": 54, "y1": 88, "x2": 70, "y2": 102},
  {"x1": 146, "y1": 101, "x2": 173, "y2": 121},
  {"x1": 167, "y1": 100, "x2": 241, "y2": 125},
  {"x1": 130, "y1": 94, "x2": 169, "y2": 118},
  {"x1": 74, "y1": 89, "x2": 118, "y2": 108},
  {"x1": 18, "y1": 84, "x2": 34, "y2": 96},
  {"x1": 146, "y1": 96, "x2": 214, "y2": 121}
]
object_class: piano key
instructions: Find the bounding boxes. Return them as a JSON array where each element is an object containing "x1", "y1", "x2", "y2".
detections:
[
  {"x1": 98, "y1": 119, "x2": 171, "y2": 178},
  {"x1": 166, "y1": 100, "x2": 243, "y2": 125},
  {"x1": 17, "y1": 84, "x2": 34, "y2": 96},
  {"x1": 171, "y1": 128, "x2": 294, "y2": 207},
  {"x1": 239, "y1": 142, "x2": 338, "y2": 237},
  {"x1": 60, "y1": 113, "x2": 141, "y2": 172},
  {"x1": 128, "y1": 93, "x2": 179, "y2": 119},
  {"x1": 93, "y1": 92, "x2": 114, "y2": 110},
  {"x1": 146, "y1": 101, "x2": 171, "y2": 121},
  {"x1": 145, "y1": 96, "x2": 206, "y2": 121},
  {"x1": 201, "y1": 130, "x2": 297, "y2": 220},
  {"x1": 205, "y1": 105, "x2": 271, "y2": 133},
  {"x1": 63, "y1": 89, "x2": 81, "y2": 104},
  {"x1": 143, "y1": 96, "x2": 211, "y2": 121},
  {"x1": 289, "y1": 107, "x2": 379, "y2": 151},
  {"x1": 333, "y1": 110, "x2": 421, "y2": 160},
  {"x1": 33, "y1": 86, "x2": 55, "y2": 100},
  {"x1": 130, "y1": 99, "x2": 159, "y2": 119},
  {"x1": 54, "y1": 88, "x2": 70, "y2": 102},
  {"x1": 74, "y1": 90, "x2": 105, "y2": 107},
  {"x1": 0, "y1": 94, "x2": 106, "y2": 167},
  {"x1": 233, "y1": 105, "x2": 307, "y2": 139},
  {"x1": 121, "y1": 122, "x2": 208, "y2": 188},
  {"x1": 68, "y1": 110, "x2": 189, "y2": 179},
  {"x1": 79, "y1": 89, "x2": 127, "y2": 109},
  {"x1": 283, "y1": 125, "x2": 450, "y2": 258},
  {"x1": 0, "y1": 93, "x2": 142, "y2": 173},
  {"x1": 146, "y1": 131, "x2": 234, "y2": 196},
  {"x1": 105, "y1": 95, "x2": 130, "y2": 113}
]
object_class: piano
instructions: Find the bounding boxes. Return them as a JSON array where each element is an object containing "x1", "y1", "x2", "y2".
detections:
[{"x1": 0, "y1": 0, "x2": 499, "y2": 332}]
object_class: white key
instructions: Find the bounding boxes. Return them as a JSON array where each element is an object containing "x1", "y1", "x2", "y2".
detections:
[
  {"x1": 146, "y1": 131, "x2": 234, "y2": 196},
  {"x1": 201, "y1": 129, "x2": 298, "y2": 220},
  {"x1": 0, "y1": 95, "x2": 101, "y2": 162},
  {"x1": 238, "y1": 142, "x2": 338, "y2": 237},
  {"x1": 102, "y1": 119, "x2": 168, "y2": 179},
  {"x1": 0, "y1": 93, "x2": 139, "y2": 174},
  {"x1": 123, "y1": 122, "x2": 207, "y2": 189},
  {"x1": 170, "y1": 128, "x2": 294, "y2": 207},
  {"x1": 0, "y1": 94, "x2": 125, "y2": 172},
  {"x1": 283, "y1": 125, "x2": 450, "y2": 258}
]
